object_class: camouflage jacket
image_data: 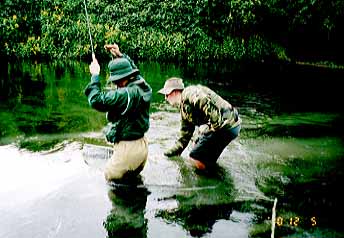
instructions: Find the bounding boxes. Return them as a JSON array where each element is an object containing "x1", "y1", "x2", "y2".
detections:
[{"x1": 169, "y1": 85, "x2": 241, "y2": 155}]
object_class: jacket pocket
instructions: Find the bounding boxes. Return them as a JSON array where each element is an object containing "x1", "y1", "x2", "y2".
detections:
[{"x1": 103, "y1": 122, "x2": 120, "y2": 144}]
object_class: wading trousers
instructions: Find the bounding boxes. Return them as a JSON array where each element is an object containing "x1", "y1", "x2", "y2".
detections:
[{"x1": 104, "y1": 137, "x2": 148, "y2": 181}]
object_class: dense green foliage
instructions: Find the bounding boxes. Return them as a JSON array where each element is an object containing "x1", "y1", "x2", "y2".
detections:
[{"x1": 1, "y1": 0, "x2": 343, "y2": 63}]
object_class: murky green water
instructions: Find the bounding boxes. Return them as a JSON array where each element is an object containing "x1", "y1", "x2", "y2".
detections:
[{"x1": 0, "y1": 60, "x2": 343, "y2": 238}]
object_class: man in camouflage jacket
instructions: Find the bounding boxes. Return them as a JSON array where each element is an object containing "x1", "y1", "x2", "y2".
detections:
[
  {"x1": 85, "y1": 44, "x2": 152, "y2": 181},
  {"x1": 158, "y1": 77, "x2": 241, "y2": 170}
]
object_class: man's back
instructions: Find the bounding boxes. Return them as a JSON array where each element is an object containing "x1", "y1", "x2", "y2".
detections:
[{"x1": 181, "y1": 85, "x2": 238, "y2": 130}]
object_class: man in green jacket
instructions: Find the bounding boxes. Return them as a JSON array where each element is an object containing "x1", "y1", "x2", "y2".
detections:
[
  {"x1": 158, "y1": 77, "x2": 241, "y2": 170},
  {"x1": 85, "y1": 44, "x2": 152, "y2": 182}
]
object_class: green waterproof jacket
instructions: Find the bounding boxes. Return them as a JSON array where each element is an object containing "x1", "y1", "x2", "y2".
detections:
[{"x1": 84, "y1": 63, "x2": 152, "y2": 144}]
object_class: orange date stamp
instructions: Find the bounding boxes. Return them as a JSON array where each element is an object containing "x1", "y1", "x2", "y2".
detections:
[{"x1": 268, "y1": 216, "x2": 318, "y2": 227}]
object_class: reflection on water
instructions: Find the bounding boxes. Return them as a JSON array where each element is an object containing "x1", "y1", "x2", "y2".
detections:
[
  {"x1": 1, "y1": 60, "x2": 343, "y2": 146},
  {"x1": 0, "y1": 60, "x2": 344, "y2": 238},
  {"x1": 156, "y1": 165, "x2": 236, "y2": 237},
  {"x1": 0, "y1": 142, "x2": 110, "y2": 238},
  {"x1": 105, "y1": 178, "x2": 149, "y2": 238}
]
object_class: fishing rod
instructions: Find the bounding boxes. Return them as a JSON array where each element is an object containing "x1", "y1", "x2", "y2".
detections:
[{"x1": 83, "y1": 0, "x2": 94, "y2": 55}]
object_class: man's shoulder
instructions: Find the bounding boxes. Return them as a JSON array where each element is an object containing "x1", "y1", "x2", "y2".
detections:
[
  {"x1": 185, "y1": 84, "x2": 212, "y2": 91},
  {"x1": 127, "y1": 80, "x2": 152, "y2": 102},
  {"x1": 184, "y1": 84, "x2": 202, "y2": 90},
  {"x1": 183, "y1": 85, "x2": 202, "y2": 94},
  {"x1": 183, "y1": 85, "x2": 210, "y2": 99}
]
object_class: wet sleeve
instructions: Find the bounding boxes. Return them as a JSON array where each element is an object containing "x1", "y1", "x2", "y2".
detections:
[
  {"x1": 84, "y1": 81, "x2": 128, "y2": 113},
  {"x1": 91, "y1": 74, "x2": 100, "y2": 83},
  {"x1": 166, "y1": 119, "x2": 195, "y2": 156}
]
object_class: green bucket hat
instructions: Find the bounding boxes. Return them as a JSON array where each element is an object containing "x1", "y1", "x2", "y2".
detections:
[{"x1": 108, "y1": 58, "x2": 139, "y2": 82}]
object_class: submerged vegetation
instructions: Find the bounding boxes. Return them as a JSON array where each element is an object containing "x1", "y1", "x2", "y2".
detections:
[{"x1": 1, "y1": 0, "x2": 343, "y2": 64}]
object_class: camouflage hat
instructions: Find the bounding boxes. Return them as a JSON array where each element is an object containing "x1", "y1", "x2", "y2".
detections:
[
  {"x1": 158, "y1": 77, "x2": 184, "y2": 95},
  {"x1": 108, "y1": 58, "x2": 139, "y2": 82}
]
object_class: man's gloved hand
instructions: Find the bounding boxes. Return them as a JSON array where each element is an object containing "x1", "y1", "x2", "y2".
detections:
[
  {"x1": 164, "y1": 148, "x2": 180, "y2": 157},
  {"x1": 104, "y1": 43, "x2": 123, "y2": 58},
  {"x1": 164, "y1": 143, "x2": 184, "y2": 157}
]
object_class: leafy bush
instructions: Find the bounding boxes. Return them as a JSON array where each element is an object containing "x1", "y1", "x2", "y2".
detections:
[{"x1": 0, "y1": 0, "x2": 343, "y2": 63}]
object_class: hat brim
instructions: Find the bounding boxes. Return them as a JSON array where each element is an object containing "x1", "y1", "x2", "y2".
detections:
[
  {"x1": 158, "y1": 86, "x2": 184, "y2": 95},
  {"x1": 109, "y1": 69, "x2": 139, "y2": 82},
  {"x1": 158, "y1": 87, "x2": 174, "y2": 95}
]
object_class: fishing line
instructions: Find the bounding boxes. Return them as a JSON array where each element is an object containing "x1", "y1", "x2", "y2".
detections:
[
  {"x1": 108, "y1": 182, "x2": 218, "y2": 191},
  {"x1": 83, "y1": 0, "x2": 94, "y2": 55}
]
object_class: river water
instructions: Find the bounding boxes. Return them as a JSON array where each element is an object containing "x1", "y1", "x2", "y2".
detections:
[{"x1": 0, "y1": 60, "x2": 343, "y2": 238}]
